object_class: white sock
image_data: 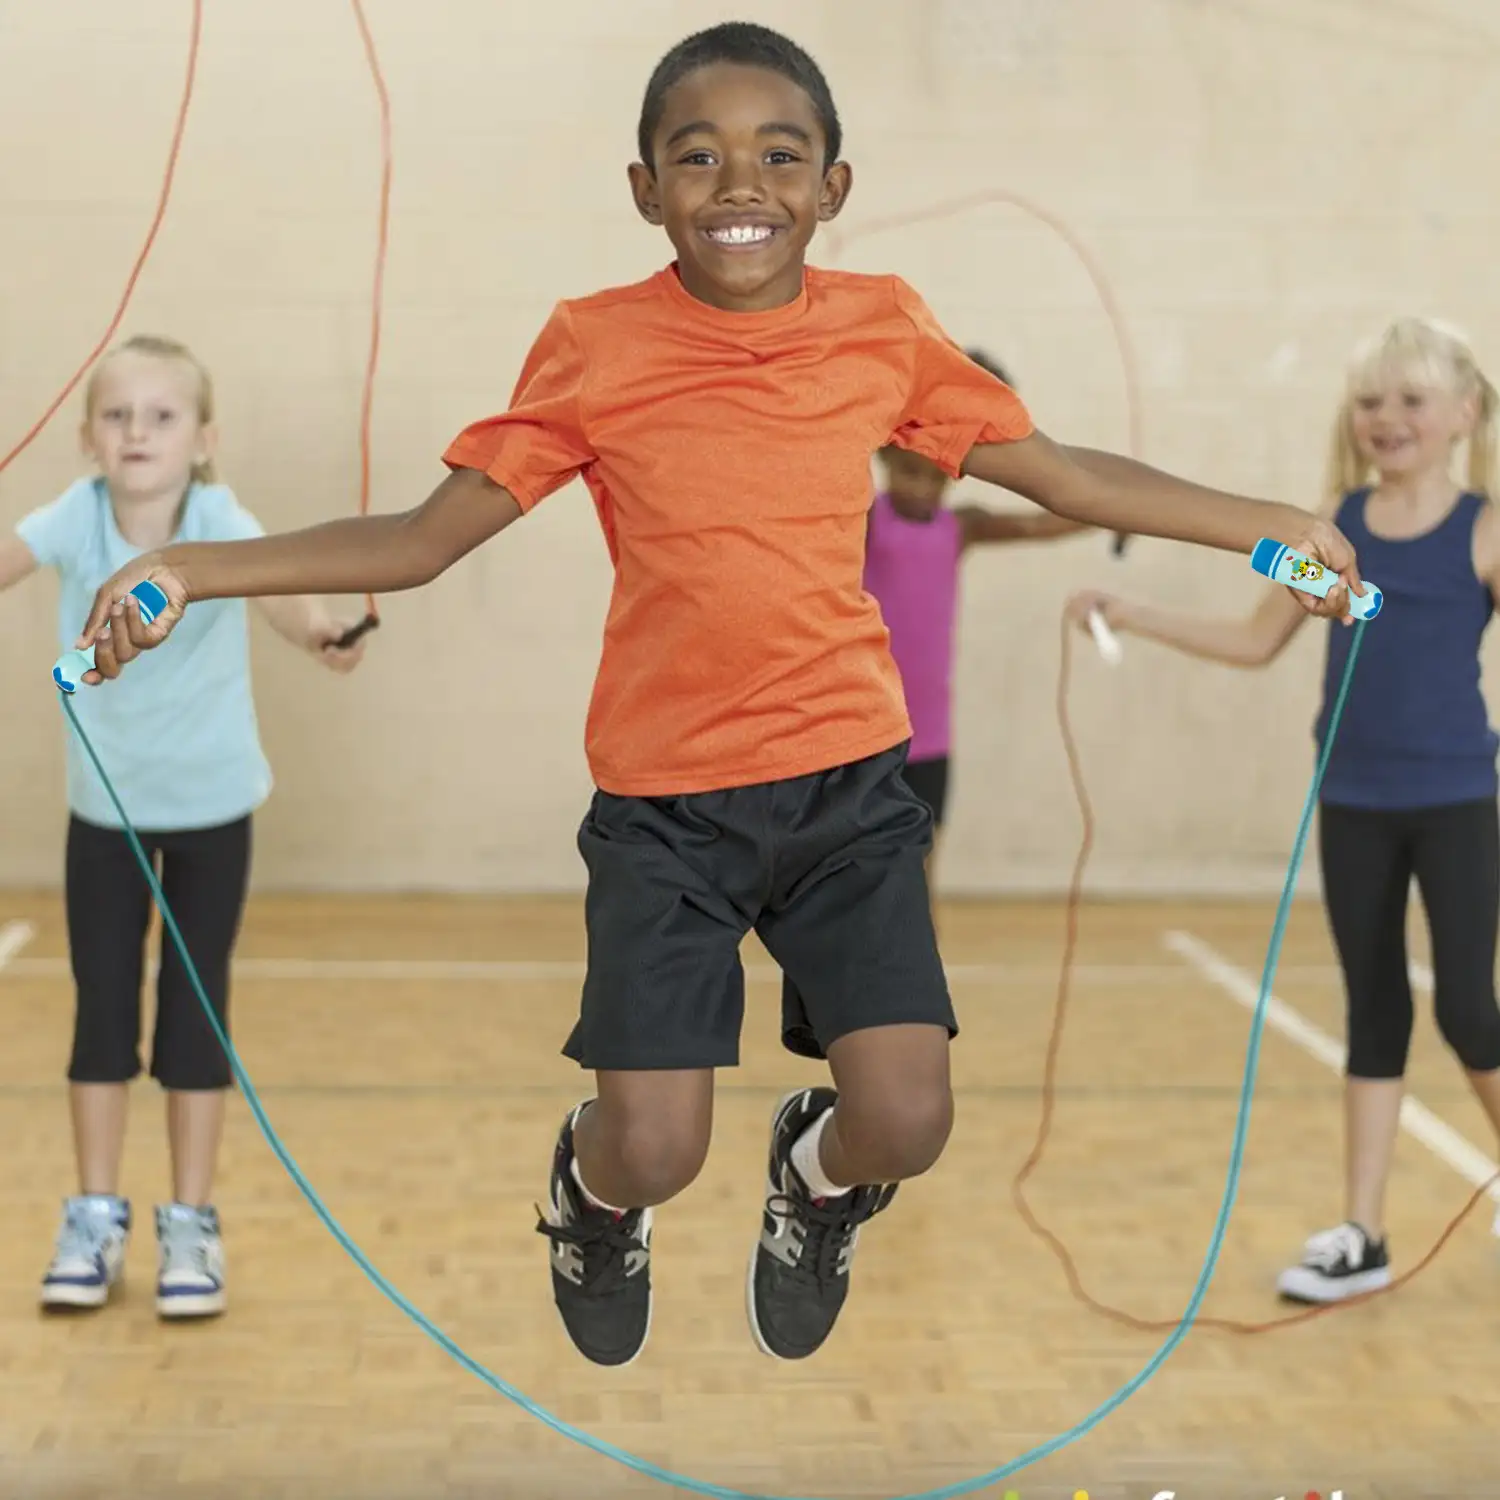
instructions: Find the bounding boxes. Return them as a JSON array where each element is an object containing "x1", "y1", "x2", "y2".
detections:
[
  {"x1": 569, "y1": 1153, "x2": 629, "y2": 1215},
  {"x1": 789, "y1": 1107, "x2": 851, "y2": 1199}
]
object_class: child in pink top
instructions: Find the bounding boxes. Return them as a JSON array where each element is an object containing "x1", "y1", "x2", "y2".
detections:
[
  {"x1": 866, "y1": 351, "x2": 1090, "y2": 880},
  {"x1": 784, "y1": 352, "x2": 1088, "y2": 1063}
]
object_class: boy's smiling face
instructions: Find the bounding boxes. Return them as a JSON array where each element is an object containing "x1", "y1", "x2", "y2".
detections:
[{"x1": 629, "y1": 62, "x2": 851, "y2": 313}]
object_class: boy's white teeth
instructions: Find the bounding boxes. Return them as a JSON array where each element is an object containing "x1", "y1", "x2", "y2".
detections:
[{"x1": 709, "y1": 225, "x2": 773, "y2": 244}]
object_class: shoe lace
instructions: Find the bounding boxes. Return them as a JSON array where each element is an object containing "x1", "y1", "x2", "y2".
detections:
[
  {"x1": 535, "y1": 1209, "x2": 643, "y2": 1293},
  {"x1": 1303, "y1": 1222, "x2": 1364, "y2": 1269},
  {"x1": 769, "y1": 1185, "x2": 892, "y2": 1287},
  {"x1": 159, "y1": 1217, "x2": 212, "y2": 1278},
  {"x1": 55, "y1": 1206, "x2": 112, "y2": 1266}
]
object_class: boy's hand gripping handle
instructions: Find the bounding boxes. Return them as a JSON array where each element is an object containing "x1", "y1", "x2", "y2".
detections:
[
  {"x1": 52, "y1": 580, "x2": 171, "y2": 693},
  {"x1": 1250, "y1": 538, "x2": 1383, "y2": 621}
]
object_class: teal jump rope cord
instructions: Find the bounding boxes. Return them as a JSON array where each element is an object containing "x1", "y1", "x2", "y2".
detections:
[{"x1": 57, "y1": 619, "x2": 1366, "y2": 1500}]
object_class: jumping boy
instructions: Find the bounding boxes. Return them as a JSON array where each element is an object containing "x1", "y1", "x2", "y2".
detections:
[{"x1": 76, "y1": 22, "x2": 1362, "y2": 1368}]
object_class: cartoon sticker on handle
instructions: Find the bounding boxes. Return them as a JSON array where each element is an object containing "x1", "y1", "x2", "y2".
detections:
[{"x1": 1249, "y1": 538, "x2": 1383, "y2": 621}]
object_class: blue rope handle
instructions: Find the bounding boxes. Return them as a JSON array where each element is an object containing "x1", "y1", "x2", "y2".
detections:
[{"x1": 55, "y1": 618, "x2": 1366, "y2": 1500}]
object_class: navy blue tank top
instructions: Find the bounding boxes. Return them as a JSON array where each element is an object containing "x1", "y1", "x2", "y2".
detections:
[{"x1": 1315, "y1": 488, "x2": 1498, "y2": 808}]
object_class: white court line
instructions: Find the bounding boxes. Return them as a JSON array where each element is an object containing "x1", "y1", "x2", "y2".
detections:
[
  {"x1": 1165, "y1": 929, "x2": 1500, "y2": 1220},
  {"x1": 0, "y1": 919, "x2": 35, "y2": 970},
  {"x1": 0, "y1": 955, "x2": 1214, "y2": 984},
  {"x1": 0, "y1": 952, "x2": 1360, "y2": 985}
]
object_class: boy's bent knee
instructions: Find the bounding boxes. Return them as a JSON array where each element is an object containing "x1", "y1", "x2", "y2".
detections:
[
  {"x1": 822, "y1": 1021, "x2": 953, "y2": 1182},
  {"x1": 576, "y1": 1076, "x2": 714, "y2": 1206},
  {"x1": 611, "y1": 1118, "x2": 708, "y2": 1202},
  {"x1": 836, "y1": 1084, "x2": 953, "y2": 1183}
]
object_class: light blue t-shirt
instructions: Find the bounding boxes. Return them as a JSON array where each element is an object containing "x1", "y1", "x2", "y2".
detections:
[{"x1": 17, "y1": 476, "x2": 273, "y2": 832}]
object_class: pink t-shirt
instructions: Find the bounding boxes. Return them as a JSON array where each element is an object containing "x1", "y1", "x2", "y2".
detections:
[{"x1": 862, "y1": 492, "x2": 962, "y2": 762}]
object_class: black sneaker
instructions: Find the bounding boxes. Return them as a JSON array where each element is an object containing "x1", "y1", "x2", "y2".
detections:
[
  {"x1": 535, "y1": 1103, "x2": 653, "y2": 1366},
  {"x1": 1275, "y1": 1220, "x2": 1391, "y2": 1304},
  {"x1": 746, "y1": 1087, "x2": 896, "y2": 1360}
]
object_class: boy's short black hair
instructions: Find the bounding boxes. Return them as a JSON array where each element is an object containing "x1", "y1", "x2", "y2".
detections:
[
  {"x1": 965, "y1": 347, "x2": 1015, "y2": 388},
  {"x1": 637, "y1": 22, "x2": 842, "y2": 170}
]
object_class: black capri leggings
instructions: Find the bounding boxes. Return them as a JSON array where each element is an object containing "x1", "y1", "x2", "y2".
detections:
[
  {"x1": 65, "y1": 813, "x2": 252, "y2": 1091},
  {"x1": 1319, "y1": 798, "x2": 1500, "y2": 1079}
]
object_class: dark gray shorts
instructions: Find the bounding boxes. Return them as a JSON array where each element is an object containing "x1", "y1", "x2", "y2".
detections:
[{"x1": 564, "y1": 742, "x2": 956, "y2": 1071}]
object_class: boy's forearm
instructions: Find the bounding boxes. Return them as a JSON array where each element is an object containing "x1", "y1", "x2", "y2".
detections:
[
  {"x1": 163, "y1": 469, "x2": 523, "y2": 604},
  {"x1": 1058, "y1": 447, "x2": 1308, "y2": 554},
  {"x1": 963, "y1": 436, "x2": 1314, "y2": 556},
  {"x1": 1026, "y1": 512, "x2": 1093, "y2": 539},
  {"x1": 961, "y1": 508, "x2": 1091, "y2": 545},
  {"x1": 165, "y1": 514, "x2": 439, "y2": 603}
]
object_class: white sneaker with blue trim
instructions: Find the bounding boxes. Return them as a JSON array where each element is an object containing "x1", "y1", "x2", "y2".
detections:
[
  {"x1": 155, "y1": 1203, "x2": 227, "y2": 1319},
  {"x1": 40, "y1": 1195, "x2": 131, "y2": 1309}
]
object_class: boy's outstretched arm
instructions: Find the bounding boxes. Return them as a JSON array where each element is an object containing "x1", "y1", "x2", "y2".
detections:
[
  {"x1": 78, "y1": 468, "x2": 521, "y2": 680},
  {"x1": 962, "y1": 432, "x2": 1362, "y2": 618},
  {"x1": 955, "y1": 504, "x2": 1091, "y2": 548}
]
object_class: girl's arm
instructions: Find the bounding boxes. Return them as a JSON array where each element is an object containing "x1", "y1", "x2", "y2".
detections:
[
  {"x1": 1062, "y1": 488, "x2": 1345, "y2": 667},
  {"x1": 253, "y1": 596, "x2": 368, "y2": 674},
  {"x1": 955, "y1": 504, "x2": 1092, "y2": 549},
  {"x1": 1472, "y1": 497, "x2": 1500, "y2": 600},
  {"x1": 77, "y1": 468, "x2": 520, "y2": 679},
  {"x1": 1068, "y1": 583, "x2": 1309, "y2": 668},
  {"x1": 0, "y1": 533, "x2": 40, "y2": 593},
  {"x1": 961, "y1": 433, "x2": 1363, "y2": 617}
]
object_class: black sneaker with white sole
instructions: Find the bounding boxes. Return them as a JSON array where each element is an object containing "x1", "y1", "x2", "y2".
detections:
[
  {"x1": 747, "y1": 1087, "x2": 897, "y2": 1360},
  {"x1": 1275, "y1": 1220, "x2": 1391, "y2": 1304},
  {"x1": 535, "y1": 1103, "x2": 653, "y2": 1366}
]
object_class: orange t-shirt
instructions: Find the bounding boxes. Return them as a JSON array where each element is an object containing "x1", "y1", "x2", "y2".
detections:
[{"x1": 443, "y1": 263, "x2": 1034, "y2": 796}]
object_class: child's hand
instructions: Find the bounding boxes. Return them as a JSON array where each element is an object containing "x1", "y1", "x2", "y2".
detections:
[
  {"x1": 312, "y1": 620, "x2": 368, "y2": 673},
  {"x1": 1065, "y1": 589, "x2": 1128, "y2": 634},
  {"x1": 1286, "y1": 517, "x2": 1364, "y2": 623},
  {"x1": 76, "y1": 556, "x2": 190, "y2": 683}
]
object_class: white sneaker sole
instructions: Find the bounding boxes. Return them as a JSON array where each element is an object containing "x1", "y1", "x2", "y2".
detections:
[
  {"x1": 1276, "y1": 1263, "x2": 1391, "y2": 1303},
  {"x1": 40, "y1": 1278, "x2": 118, "y2": 1310},
  {"x1": 747, "y1": 1089, "x2": 808, "y2": 1361},
  {"x1": 157, "y1": 1288, "x2": 227, "y2": 1319},
  {"x1": 745, "y1": 1230, "x2": 782, "y2": 1359}
]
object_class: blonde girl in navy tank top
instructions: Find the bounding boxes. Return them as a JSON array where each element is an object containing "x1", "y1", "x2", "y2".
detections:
[{"x1": 1067, "y1": 317, "x2": 1500, "y2": 1305}]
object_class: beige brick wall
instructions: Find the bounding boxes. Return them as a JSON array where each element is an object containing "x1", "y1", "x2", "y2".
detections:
[{"x1": 2, "y1": 0, "x2": 1496, "y2": 895}]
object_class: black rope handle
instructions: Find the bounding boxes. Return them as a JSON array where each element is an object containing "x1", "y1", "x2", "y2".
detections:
[{"x1": 329, "y1": 612, "x2": 380, "y2": 651}]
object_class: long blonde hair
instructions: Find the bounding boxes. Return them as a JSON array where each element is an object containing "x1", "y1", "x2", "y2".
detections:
[
  {"x1": 1324, "y1": 316, "x2": 1497, "y2": 504},
  {"x1": 84, "y1": 333, "x2": 218, "y2": 485}
]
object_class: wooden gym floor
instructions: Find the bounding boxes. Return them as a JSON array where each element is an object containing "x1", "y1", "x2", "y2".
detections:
[{"x1": 0, "y1": 891, "x2": 1497, "y2": 1499}]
